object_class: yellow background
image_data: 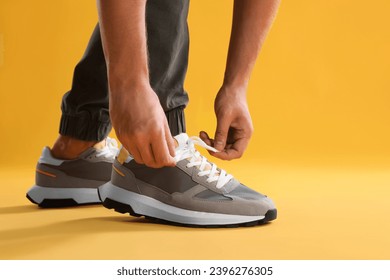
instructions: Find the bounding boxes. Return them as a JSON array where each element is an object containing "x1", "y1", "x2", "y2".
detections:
[{"x1": 0, "y1": 0, "x2": 389, "y2": 259}]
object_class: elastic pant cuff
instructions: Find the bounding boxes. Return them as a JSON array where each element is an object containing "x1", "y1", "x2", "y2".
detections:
[
  {"x1": 59, "y1": 114, "x2": 112, "y2": 142},
  {"x1": 166, "y1": 106, "x2": 186, "y2": 136},
  {"x1": 59, "y1": 107, "x2": 186, "y2": 141}
]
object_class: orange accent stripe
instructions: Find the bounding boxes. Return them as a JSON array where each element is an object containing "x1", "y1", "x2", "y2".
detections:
[
  {"x1": 113, "y1": 165, "x2": 125, "y2": 177},
  {"x1": 36, "y1": 168, "x2": 56, "y2": 178}
]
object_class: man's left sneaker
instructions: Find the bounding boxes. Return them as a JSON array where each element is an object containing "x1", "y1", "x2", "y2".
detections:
[{"x1": 27, "y1": 137, "x2": 118, "y2": 207}]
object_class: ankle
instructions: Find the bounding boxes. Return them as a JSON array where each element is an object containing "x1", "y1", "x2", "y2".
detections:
[{"x1": 51, "y1": 135, "x2": 99, "y2": 160}]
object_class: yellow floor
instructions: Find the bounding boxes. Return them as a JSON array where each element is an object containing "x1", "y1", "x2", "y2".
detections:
[{"x1": 1, "y1": 162, "x2": 389, "y2": 260}]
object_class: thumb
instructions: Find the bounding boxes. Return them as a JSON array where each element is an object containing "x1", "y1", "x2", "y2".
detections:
[
  {"x1": 214, "y1": 115, "x2": 230, "y2": 151},
  {"x1": 199, "y1": 131, "x2": 214, "y2": 147}
]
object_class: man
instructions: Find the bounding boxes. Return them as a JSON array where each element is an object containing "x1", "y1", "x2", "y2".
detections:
[{"x1": 27, "y1": 0, "x2": 281, "y2": 227}]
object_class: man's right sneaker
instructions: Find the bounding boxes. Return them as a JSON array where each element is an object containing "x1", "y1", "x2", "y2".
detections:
[
  {"x1": 27, "y1": 137, "x2": 118, "y2": 207},
  {"x1": 98, "y1": 133, "x2": 277, "y2": 227}
]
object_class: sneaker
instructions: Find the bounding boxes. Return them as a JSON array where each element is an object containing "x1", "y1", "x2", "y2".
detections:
[
  {"x1": 27, "y1": 137, "x2": 119, "y2": 207},
  {"x1": 98, "y1": 134, "x2": 277, "y2": 227}
]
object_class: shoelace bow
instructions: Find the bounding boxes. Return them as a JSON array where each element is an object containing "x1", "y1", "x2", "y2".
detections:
[
  {"x1": 96, "y1": 137, "x2": 119, "y2": 158},
  {"x1": 174, "y1": 136, "x2": 233, "y2": 189}
]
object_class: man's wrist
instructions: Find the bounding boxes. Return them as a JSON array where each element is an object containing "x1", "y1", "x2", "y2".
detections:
[
  {"x1": 222, "y1": 71, "x2": 250, "y2": 92},
  {"x1": 221, "y1": 78, "x2": 249, "y2": 96},
  {"x1": 108, "y1": 72, "x2": 150, "y2": 96}
]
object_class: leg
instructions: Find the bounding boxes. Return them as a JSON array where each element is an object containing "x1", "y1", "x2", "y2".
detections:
[
  {"x1": 53, "y1": 0, "x2": 190, "y2": 158},
  {"x1": 52, "y1": 24, "x2": 110, "y2": 159},
  {"x1": 146, "y1": 0, "x2": 190, "y2": 135}
]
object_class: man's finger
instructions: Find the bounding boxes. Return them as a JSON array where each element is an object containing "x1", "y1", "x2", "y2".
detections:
[
  {"x1": 210, "y1": 149, "x2": 239, "y2": 160},
  {"x1": 138, "y1": 142, "x2": 157, "y2": 167},
  {"x1": 199, "y1": 131, "x2": 214, "y2": 147},
  {"x1": 125, "y1": 141, "x2": 144, "y2": 164},
  {"x1": 214, "y1": 115, "x2": 230, "y2": 151},
  {"x1": 164, "y1": 123, "x2": 176, "y2": 159},
  {"x1": 210, "y1": 137, "x2": 249, "y2": 160},
  {"x1": 152, "y1": 131, "x2": 175, "y2": 167}
]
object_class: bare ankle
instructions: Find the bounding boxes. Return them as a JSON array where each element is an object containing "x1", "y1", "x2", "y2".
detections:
[{"x1": 51, "y1": 135, "x2": 99, "y2": 160}]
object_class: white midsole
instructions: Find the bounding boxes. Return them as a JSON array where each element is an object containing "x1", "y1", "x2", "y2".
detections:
[
  {"x1": 98, "y1": 182, "x2": 265, "y2": 225},
  {"x1": 27, "y1": 185, "x2": 100, "y2": 204}
]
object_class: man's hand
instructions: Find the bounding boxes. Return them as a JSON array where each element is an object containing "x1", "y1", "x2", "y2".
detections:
[
  {"x1": 110, "y1": 83, "x2": 176, "y2": 168},
  {"x1": 200, "y1": 85, "x2": 253, "y2": 160}
]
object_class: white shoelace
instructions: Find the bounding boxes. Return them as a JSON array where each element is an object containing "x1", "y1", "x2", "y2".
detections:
[
  {"x1": 174, "y1": 136, "x2": 233, "y2": 189},
  {"x1": 96, "y1": 137, "x2": 119, "y2": 159}
]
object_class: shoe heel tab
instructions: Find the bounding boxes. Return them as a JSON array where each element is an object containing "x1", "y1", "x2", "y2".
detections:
[
  {"x1": 117, "y1": 146, "x2": 133, "y2": 164},
  {"x1": 38, "y1": 147, "x2": 64, "y2": 166}
]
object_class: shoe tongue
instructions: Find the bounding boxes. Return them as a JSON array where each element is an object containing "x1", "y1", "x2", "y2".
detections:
[
  {"x1": 93, "y1": 139, "x2": 106, "y2": 150},
  {"x1": 78, "y1": 146, "x2": 98, "y2": 159},
  {"x1": 77, "y1": 140, "x2": 106, "y2": 159},
  {"x1": 174, "y1": 133, "x2": 189, "y2": 149}
]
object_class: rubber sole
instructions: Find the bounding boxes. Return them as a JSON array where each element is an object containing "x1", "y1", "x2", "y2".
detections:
[
  {"x1": 98, "y1": 183, "x2": 277, "y2": 228},
  {"x1": 26, "y1": 185, "x2": 101, "y2": 208}
]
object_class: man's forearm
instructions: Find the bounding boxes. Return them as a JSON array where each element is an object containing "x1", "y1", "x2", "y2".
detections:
[
  {"x1": 96, "y1": 0, "x2": 175, "y2": 167},
  {"x1": 223, "y1": 0, "x2": 281, "y2": 90},
  {"x1": 206, "y1": 0, "x2": 281, "y2": 158},
  {"x1": 97, "y1": 0, "x2": 149, "y2": 92}
]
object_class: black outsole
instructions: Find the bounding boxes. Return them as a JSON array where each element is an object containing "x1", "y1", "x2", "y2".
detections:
[
  {"x1": 102, "y1": 197, "x2": 142, "y2": 217},
  {"x1": 101, "y1": 197, "x2": 277, "y2": 228},
  {"x1": 26, "y1": 194, "x2": 100, "y2": 208}
]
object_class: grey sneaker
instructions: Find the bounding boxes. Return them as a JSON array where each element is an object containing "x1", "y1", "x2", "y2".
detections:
[
  {"x1": 27, "y1": 138, "x2": 119, "y2": 207},
  {"x1": 98, "y1": 134, "x2": 277, "y2": 227}
]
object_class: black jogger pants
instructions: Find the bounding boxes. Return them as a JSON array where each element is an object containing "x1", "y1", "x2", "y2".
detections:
[{"x1": 59, "y1": 0, "x2": 190, "y2": 141}]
